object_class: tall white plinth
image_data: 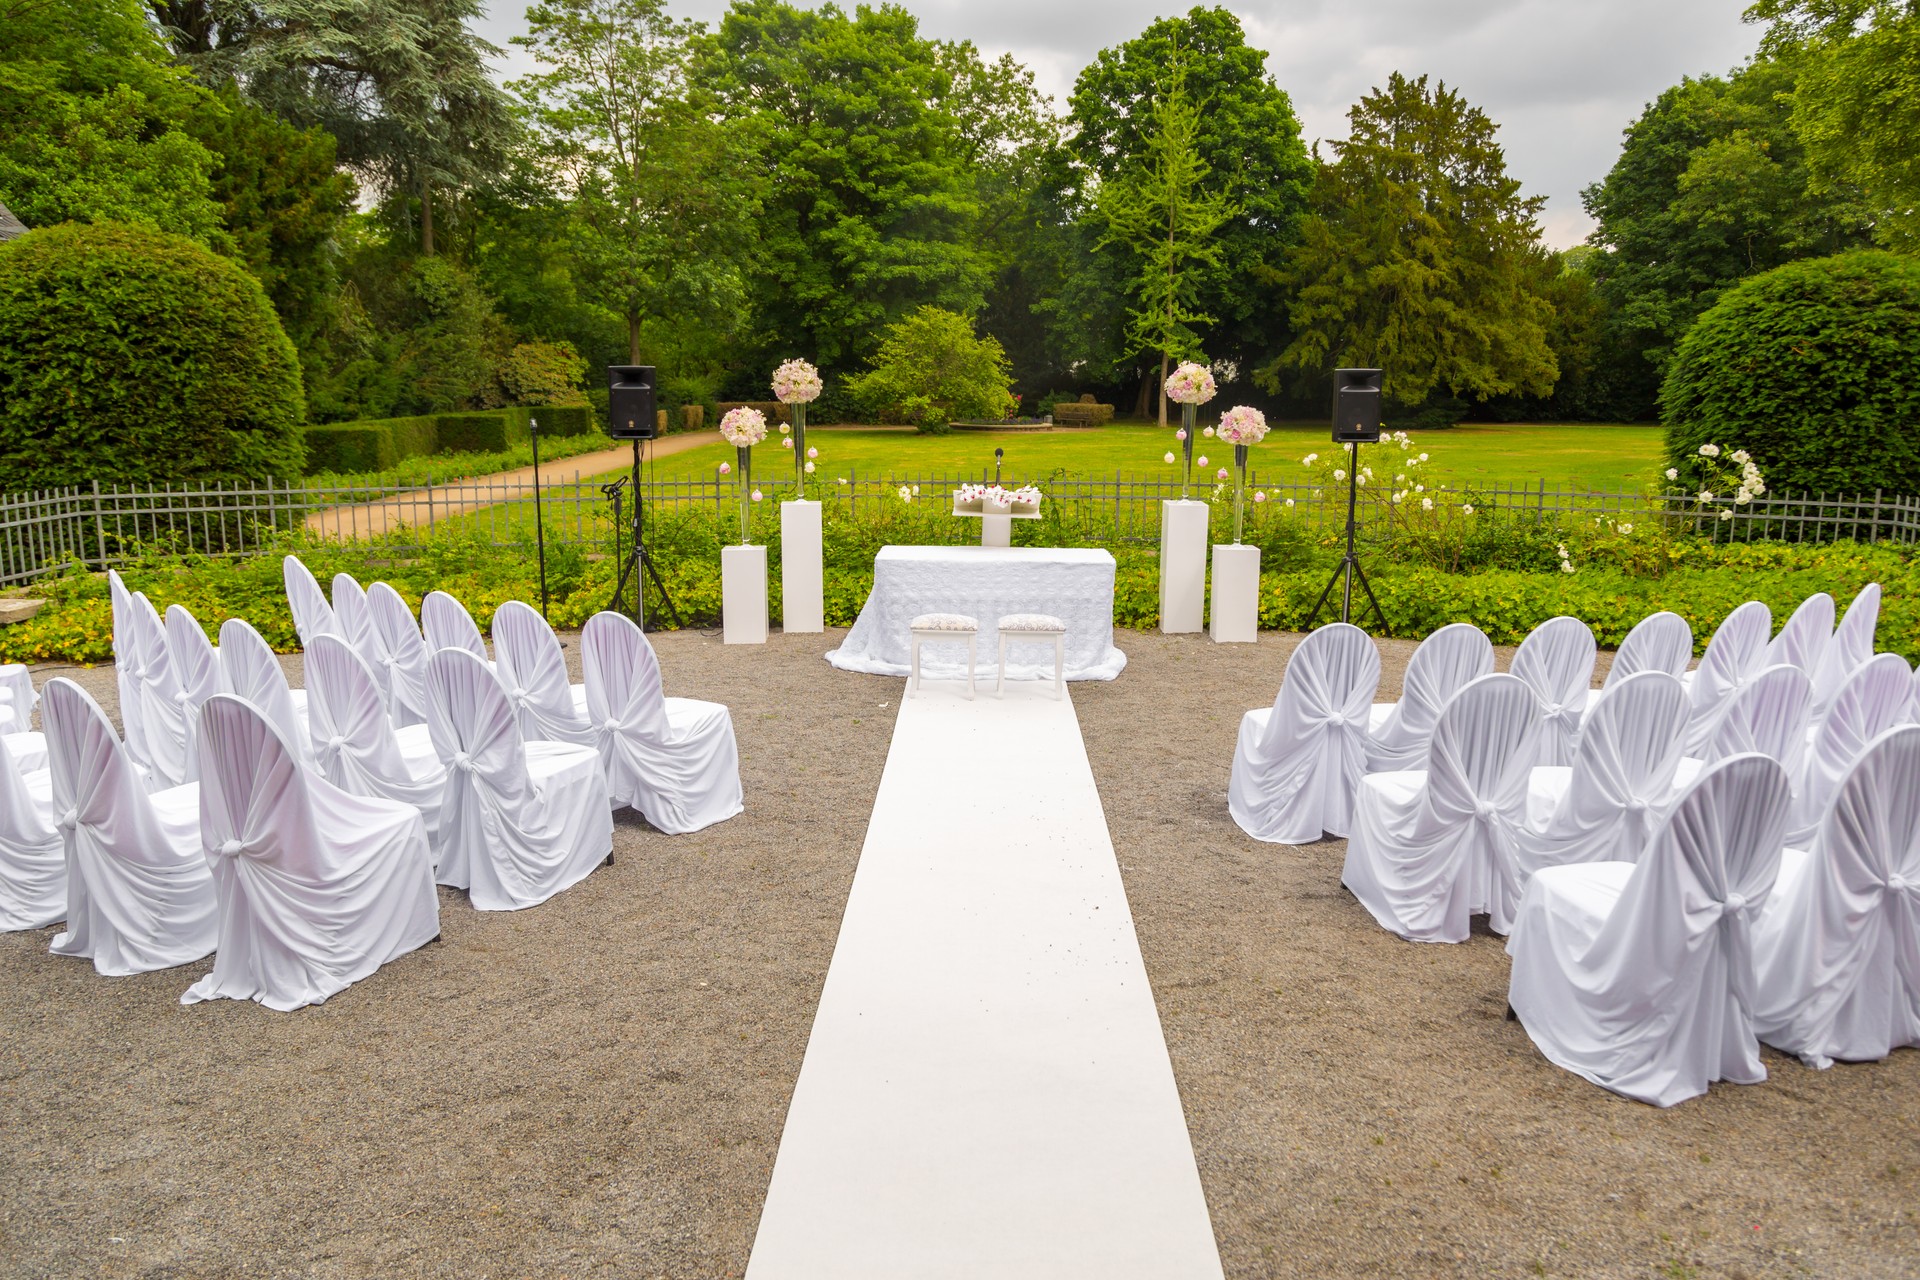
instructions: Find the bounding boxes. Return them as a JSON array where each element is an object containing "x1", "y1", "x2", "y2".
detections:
[
  {"x1": 723, "y1": 544, "x2": 769, "y2": 644},
  {"x1": 1209, "y1": 543, "x2": 1260, "y2": 644},
  {"x1": 980, "y1": 511, "x2": 1013, "y2": 548},
  {"x1": 1159, "y1": 500, "x2": 1209, "y2": 633},
  {"x1": 780, "y1": 500, "x2": 823, "y2": 633}
]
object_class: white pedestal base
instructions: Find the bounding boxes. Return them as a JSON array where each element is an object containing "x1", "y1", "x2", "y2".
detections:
[
  {"x1": 980, "y1": 512, "x2": 1012, "y2": 548},
  {"x1": 1159, "y1": 500, "x2": 1209, "y2": 633},
  {"x1": 1209, "y1": 543, "x2": 1260, "y2": 644},
  {"x1": 780, "y1": 500, "x2": 823, "y2": 633},
  {"x1": 723, "y1": 544, "x2": 769, "y2": 644}
]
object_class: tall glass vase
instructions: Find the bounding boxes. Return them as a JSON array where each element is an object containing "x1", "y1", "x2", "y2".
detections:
[
  {"x1": 1233, "y1": 444, "x2": 1249, "y2": 544},
  {"x1": 736, "y1": 445, "x2": 753, "y2": 544},
  {"x1": 791, "y1": 402, "x2": 807, "y2": 492},
  {"x1": 1180, "y1": 402, "x2": 1197, "y2": 500}
]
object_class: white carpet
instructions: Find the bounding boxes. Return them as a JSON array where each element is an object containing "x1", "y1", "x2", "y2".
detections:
[{"x1": 746, "y1": 680, "x2": 1223, "y2": 1279}]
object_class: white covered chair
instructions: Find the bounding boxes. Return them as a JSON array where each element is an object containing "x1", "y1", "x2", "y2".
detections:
[
  {"x1": 0, "y1": 729, "x2": 62, "y2": 931},
  {"x1": 284, "y1": 554, "x2": 338, "y2": 647},
  {"x1": 1509, "y1": 615, "x2": 1596, "y2": 766},
  {"x1": 41, "y1": 678, "x2": 216, "y2": 975},
  {"x1": 182, "y1": 694, "x2": 440, "y2": 1011},
  {"x1": 1683, "y1": 600, "x2": 1772, "y2": 755},
  {"x1": 368, "y1": 582, "x2": 433, "y2": 728},
  {"x1": 165, "y1": 605, "x2": 222, "y2": 779},
  {"x1": 1520, "y1": 671, "x2": 1690, "y2": 894},
  {"x1": 422, "y1": 590, "x2": 489, "y2": 661},
  {"x1": 331, "y1": 572, "x2": 392, "y2": 708},
  {"x1": 1506, "y1": 752, "x2": 1791, "y2": 1107},
  {"x1": 1788, "y1": 653, "x2": 1913, "y2": 849},
  {"x1": 4, "y1": 728, "x2": 46, "y2": 776},
  {"x1": 1671, "y1": 664, "x2": 1811, "y2": 799},
  {"x1": 426, "y1": 647, "x2": 612, "y2": 910},
  {"x1": 123, "y1": 588, "x2": 190, "y2": 790},
  {"x1": 1228, "y1": 622, "x2": 1380, "y2": 845},
  {"x1": 0, "y1": 663, "x2": 36, "y2": 733},
  {"x1": 583, "y1": 611, "x2": 744, "y2": 834},
  {"x1": 1769, "y1": 592, "x2": 1834, "y2": 677},
  {"x1": 1753, "y1": 725, "x2": 1920, "y2": 1068},
  {"x1": 218, "y1": 618, "x2": 313, "y2": 765},
  {"x1": 1365, "y1": 622, "x2": 1494, "y2": 773},
  {"x1": 1812, "y1": 582, "x2": 1881, "y2": 719},
  {"x1": 304, "y1": 635, "x2": 446, "y2": 846},
  {"x1": 1583, "y1": 610, "x2": 1691, "y2": 720},
  {"x1": 106, "y1": 570, "x2": 150, "y2": 774},
  {"x1": 492, "y1": 600, "x2": 593, "y2": 744},
  {"x1": 1342, "y1": 673, "x2": 1542, "y2": 942}
]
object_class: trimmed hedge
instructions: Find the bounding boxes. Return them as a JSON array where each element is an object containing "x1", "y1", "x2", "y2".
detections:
[
  {"x1": 1052, "y1": 402, "x2": 1115, "y2": 426},
  {"x1": 301, "y1": 405, "x2": 597, "y2": 474},
  {"x1": 302, "y1": 425, "x2": 395, "y2": 473},
  {"x1": 434, "y1": 413, "x2": 509, "y2": 454},
  {"x1": 1663, "y1": 251, "x2": 1920, "y2": 495},
  {"x1": 0, "y1": 222, "x2": 306, "y2": 490}
]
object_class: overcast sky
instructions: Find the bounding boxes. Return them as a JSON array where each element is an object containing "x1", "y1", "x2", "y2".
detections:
[{"x1": 474, "y1": 0, "x2": 1764, "y2": 248}]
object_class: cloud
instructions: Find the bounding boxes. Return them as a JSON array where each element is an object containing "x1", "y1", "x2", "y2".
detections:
[{"x1": 477, "y1": 0, "x2": 1764, "y2": 246}]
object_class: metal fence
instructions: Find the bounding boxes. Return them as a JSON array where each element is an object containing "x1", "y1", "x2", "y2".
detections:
[{"x1": 4, "y1": 470, "x2": 1918, "y2": 586}]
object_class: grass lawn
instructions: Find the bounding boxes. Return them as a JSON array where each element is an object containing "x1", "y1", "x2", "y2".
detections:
[{"x1": 613, "y1": 421, "x2": 1666, "y2": 493}]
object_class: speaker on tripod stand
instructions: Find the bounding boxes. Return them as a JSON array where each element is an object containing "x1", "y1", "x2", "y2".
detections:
[
  {"x1": 1305, "y1": 368, "x2": 1389, "y2": 631},
  {"x1": 605, "y1": 366, "x2": 679, "y2": 631}
]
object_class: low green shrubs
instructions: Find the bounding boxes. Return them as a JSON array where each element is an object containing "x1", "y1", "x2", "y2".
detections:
[{"x1": 302, "y1": 405, "x2": 598, "y2": 477}]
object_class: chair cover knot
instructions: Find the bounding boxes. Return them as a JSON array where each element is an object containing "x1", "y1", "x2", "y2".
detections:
[
  {"x1": 219, "y1": 839, "x2": 244, "y2": 858},
  {"x1": 1625, "y1": 797, "x2": 1648, "y2": 813},
  {"x1": 1888, "y1": 874, "x2": 1912, "y2": 893},
  {"x1": 1323, "y1": 712, "x2": 1347, "y2": 727},
  {"x1": 1723, "y1": 892, "x2": 1748, "y2": 913},
  {"x1": 57, "y1": 807, "x2": 78, "y2": 831},
  {"x1": 453, "y1": 751, "x2": 473, "y2": 771},
  {"x1": 328, "y1": 735, "x2": 348, "y2": 751},
  {"x1": 175, "y1": 688, "x2": 193, "y2": 704},
  {"x1": 604, "y1": 718, "x2": 622, "y2": 733},
  {"x1": 1474, "y1": 799, "x2": 1497, "y2": 820},
  {"x1": 512, "y1": 687, "x2": 528, "y2": 701}
]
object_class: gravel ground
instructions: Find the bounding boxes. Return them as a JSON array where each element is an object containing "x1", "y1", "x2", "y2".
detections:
[{"x1": 2, "y1": 628, "x2": 1914, "y2": 1279}]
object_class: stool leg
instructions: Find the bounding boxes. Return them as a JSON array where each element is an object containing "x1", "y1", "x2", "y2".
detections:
[
  {"x1": 1054, "y1": 634, "x2": 1064, "y2": 699},
  {"x1": 966, "y1": 634, "x2": 976, "y2": 699},
  {"x1": 910, "y1": 636, "x2": 920, "y2": 696},
  {"x1": 997, "y1": 633, "x2": 1007, "y2": 696}
]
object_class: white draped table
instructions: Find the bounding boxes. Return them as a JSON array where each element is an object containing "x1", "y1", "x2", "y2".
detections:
[{"x1": 827, "y1": 546, "x2": 1127, "y2": 682}]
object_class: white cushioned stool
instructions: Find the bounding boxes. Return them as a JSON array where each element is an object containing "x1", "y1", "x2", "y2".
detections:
[
  {"x1": 996, "y1": 613, "x2": 1067, "y2": 699},
  {"x1": 909, "y1": 613, "x2": 978, "y2": 699}
]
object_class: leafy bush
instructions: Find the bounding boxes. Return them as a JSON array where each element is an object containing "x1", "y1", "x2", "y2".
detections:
[
  {"x1": 494, "y1": 341, "x2": 587, "y2": 407},
  {"x1": 1662, "y1": 251, "x2": 1920, "y2": 496},
  {"x1": 302, "y1": 425, "x2": 394, "y2": 473},
  {"x1": 433, "y1": 413, "x2": 510, "y2": 454},
  {"x1": 0, "y1": 221, "x2": 305, "y2": 490},
  {"x1": 846, "y1": 306, "x2": 1016, "y2": 433}
]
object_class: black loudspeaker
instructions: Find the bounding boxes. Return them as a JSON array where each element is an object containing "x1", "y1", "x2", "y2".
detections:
[
  {"x1": 1332, "y1": 367, "x2": 1383, "y2": 443},
  {"x1": 608, "y1": 365, "x2": 657, "y2": 440}
]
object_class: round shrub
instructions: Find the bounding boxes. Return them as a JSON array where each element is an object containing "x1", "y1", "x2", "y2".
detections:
[
  {"x1": 1661, "y1": 251, "x2": 1920, "y2": 496},
  {"x1": 0, "y1": 221, "x2": 305, "y2": 491},
  {"x1": 845, "y1": 306, "x2": 1015, "y2": 434}
]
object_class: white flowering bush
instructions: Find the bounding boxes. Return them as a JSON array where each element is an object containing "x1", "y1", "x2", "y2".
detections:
[{"x1": 1665, "y1": 441, "x2": 1768, "y2": 524}]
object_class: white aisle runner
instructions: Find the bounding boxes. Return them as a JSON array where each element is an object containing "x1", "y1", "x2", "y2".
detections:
[{"x1": 747, "y1": 682, "x2": 1224, "y2": 1279}]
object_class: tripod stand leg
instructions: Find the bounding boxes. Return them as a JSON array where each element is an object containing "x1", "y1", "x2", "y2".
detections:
[
  {"x1": 1304, "y1": 558, "x2": 1347, "y2": 630},
  {"x1": 1348, "y1": 553, "x2": 1389, "y2": 632},
  {"x1": 638, "y1": 545, "x2": 682, "y2": 629}
]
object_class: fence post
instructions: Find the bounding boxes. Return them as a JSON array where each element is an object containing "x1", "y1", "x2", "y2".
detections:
[{"x1": 90, "y1": 478, "x2": 105, "y2": 567}]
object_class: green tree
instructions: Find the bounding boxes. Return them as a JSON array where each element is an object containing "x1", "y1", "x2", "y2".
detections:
[
  {"x1": 1069, "y1": 7, "x2": 1314, "y2": 402},
  {"x1": 1265, "y1": 73, "x2": 1557, "y2": 414},
  {"x1": 845, "y1": 305, "x2": 1015, "y2": 432},
  {"x1": 705, "y1": 0, "x2": 989, "y2": 373},
  {"x1": 1581, "y1": 54, "x2": 1872, "y2": 415},
  {"x1": 1750, "y1": 0, "x2": 1920, "y2": 249},
  {"x1": 1093, "y1": 63, "x2": 1235, "y2": 425}
]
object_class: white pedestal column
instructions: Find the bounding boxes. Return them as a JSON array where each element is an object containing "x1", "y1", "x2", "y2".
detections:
[
  {"x1": 723, "y1": 544, "x2": 769, "y2": 644},
  {"x1": 1209, "y1": 543, "x2": 1260, "y2": 644},
  {"x1": 981, "y1": 510, "x2": 1012, "y2": 548},
  {"x1": 780, "y1": 500, "x2": 823, "y2": 633},
  {"x1": 1159, "y1": 500, "x2": 1209, "y2": 633}
]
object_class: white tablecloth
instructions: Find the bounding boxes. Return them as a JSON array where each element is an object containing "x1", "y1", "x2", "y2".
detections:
[{"x1": 827, "y1": 546, "x2": 1128, "y2": 682}]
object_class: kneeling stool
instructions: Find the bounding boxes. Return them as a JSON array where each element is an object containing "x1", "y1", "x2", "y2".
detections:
[
  {"x1": 996, "y1": 614, "x2": 1067, "y2": 698},
  {"x1": 909, "y1": 613, "x2": 978, "y2": 699}
]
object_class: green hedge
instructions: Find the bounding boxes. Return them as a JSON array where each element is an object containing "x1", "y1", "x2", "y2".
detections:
[
  {"x1": 433, "y1": 413, "x2": 510, "y2": 454},
  {"x1": 302, "y1": 425, "x2": 395, "y2": 473},
  {"x1": 300, "y1": 406, "x2": 595, "y2": 474}
]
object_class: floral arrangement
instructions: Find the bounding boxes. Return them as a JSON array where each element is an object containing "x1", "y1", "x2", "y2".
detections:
[
  {"x1": 953, "y1": 483, "x2": 1042, "y2": 514},
  {"x1": 1215, "y1": 404, "x2": 1268, "y2": 446},
  {"x1": 772, "y1": 359, "x2": 822, "y2": 404},
  {"x1": 718, "y1": 406, "x2": 768, "y2": 447},
  {"x1": 1164, "y1": 362, "x2": 1217, "y2": 406},
  {"x1": 1669, "y1": 443, "x2": 1767, "y2": 523}
]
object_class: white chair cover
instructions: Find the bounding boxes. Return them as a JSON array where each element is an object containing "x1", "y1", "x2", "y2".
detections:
[
  {"x1": 1521, "y1": 671, "x2": 1689, "y2": 889},
  {"x1": 1342, "y1": 673, "x2": 1542, "y2": 942},
  {"x1": 422, "y1": 590, "x2": 489, "y2": 661},
  {"x1": 120, "y1": 590, "x2": 191, "y2": 790},
  {"x1": 368, "y1": 582, "x2": 433, "y2": 728},
  {"x1": 0, "y1": 729, "x2": 62, "y2": 930},
  {"x1": 42, "y1": 678, "x2": 216, "y2": 975},
  {"x1": 330, "y1": 572, "x2": 392, "y2": 707},
  {"x1": 492, "y1": 600, "x2": 594, "y2": 745},
  {"x1": 426, "y1": 647, "x2": 612, "y2": 910},
  {"x1": 4, "y1": 731, "x2": 45, "y2": 775},
  {"x1": 582, "y1": 611, "x2": 744, "y2": 834},
  {"x1": 1229, "y1": 623, "x2": 1380, "y2": 844},
  {"x1": 182, "y1": 694, "x2": 440, "y2": 1011},
  {"x1": 1506, "y1": 752, "x2": 1791, "y2": 1107},
  {"x1": 1585, "y1": 611, "x2": 1692, "y2": 721},
  {"x1": 1753, "y1": 725, "x2": 1920, "y2": 1068},
  {"x1": 1683, "y1": 600, "x2": 1772, "y2": 754},
  {"x1": 1769, "y1": 592, "x2": 1834, "y2": 677},
  {"x1": 106, "y1": 570, "x2": 149, "y2": 771},
  {"x1": 165, "y1": 604, "x2": 222, "y2": 780},
  {"x1": 1673, "y1": 665, "x2": 1811, "y2": 803},
  {"x1": 283, "y1": 554, "x2": 338, "y2": 647},
  {"x1": 218, "y1": 618, "x2": 312, "y2": 765},
  {"x1": 1509, "y1": 616, "x2": 1596, "y2": 766},
  {"x1": 1789, "y1": 653, "x2": 1913, "y2": 848},
  {"x1": 0, "y1": 663, "x2": 36, "y2": 733},
  {"x1": 305, "y1": 635, "x2": 447, "y2": 848},
  {"x1": 1812, "y1": 583, "x2": 1881, "y2": 719},
  {"x1": 1365, "y1": 623, "x2": 1494, "y2": 772}
]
